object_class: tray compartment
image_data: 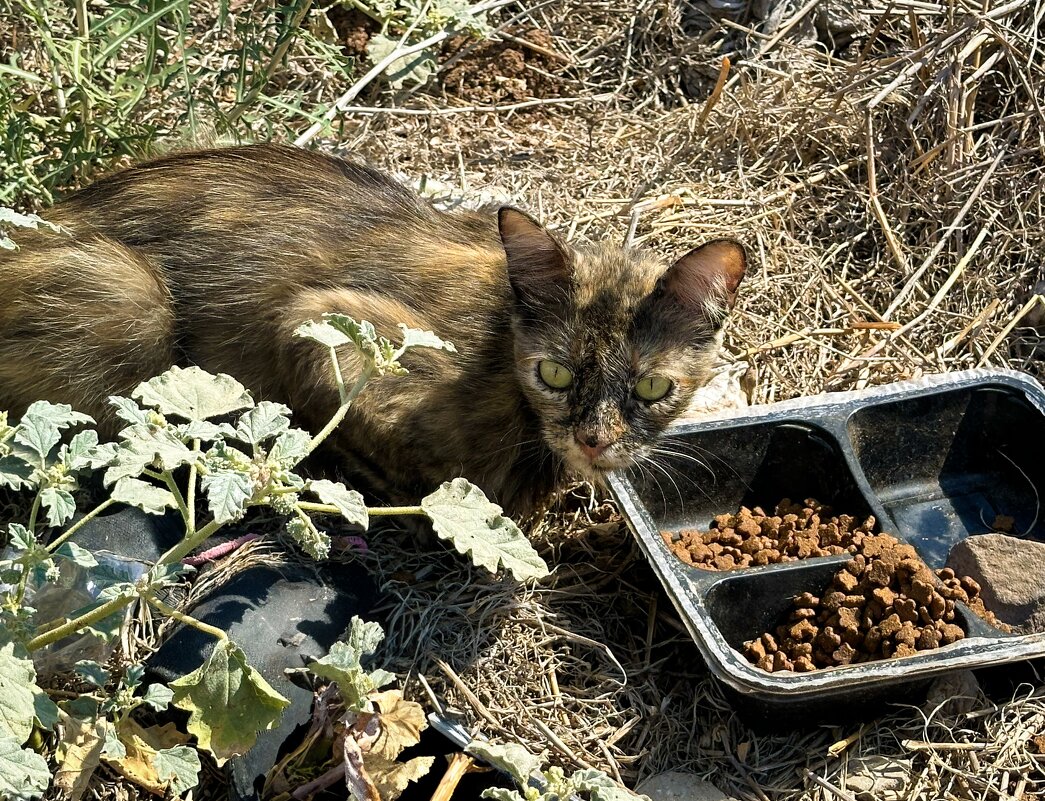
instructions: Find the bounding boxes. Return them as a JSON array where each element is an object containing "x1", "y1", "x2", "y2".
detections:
[
  {"x1": 636, "y1": 420, "x2": 876, "y2": 542},
  {"x1": 848, "y1": 385, "x2": 1045, "y2": 567}
]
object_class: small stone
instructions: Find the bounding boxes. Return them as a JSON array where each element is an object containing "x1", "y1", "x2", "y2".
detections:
[
  {"x1": 946, "y1": 533, "x2": 1045, "y2": 633},
  {"x1": 637, "y1": 773, "x2": 740, "y2": 801},
  {"x1": 844, "y1": 755, "x2": 912, "y2": 800}
]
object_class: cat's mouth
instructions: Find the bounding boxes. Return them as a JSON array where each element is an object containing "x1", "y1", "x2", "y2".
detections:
[{"x1": 559, "y1": 438, "x2": 634, "y2": 477}]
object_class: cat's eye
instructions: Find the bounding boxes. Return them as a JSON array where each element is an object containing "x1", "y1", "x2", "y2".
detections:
[
  {"x1": 635, "y1": 375, "x2": 673, "y2": 402},
  {"x1": 538, "y1": 360, "x2": 573, "y2": 390}
]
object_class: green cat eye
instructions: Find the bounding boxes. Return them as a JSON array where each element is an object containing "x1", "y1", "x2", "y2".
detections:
[
  {"x1": 635, "y1": 375, "x2": 673, "y2": 402},
  {"x1": 538, "y1": 359, "x2": 573, "y2": 390}
]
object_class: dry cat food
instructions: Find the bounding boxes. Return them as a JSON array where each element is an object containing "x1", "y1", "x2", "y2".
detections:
[
  {"x1": 742, "y1": 533, "x2": 1007, "y2": 672},
  {"x1": 661, "y1": 498, "x2": 875, "y2": 570}
]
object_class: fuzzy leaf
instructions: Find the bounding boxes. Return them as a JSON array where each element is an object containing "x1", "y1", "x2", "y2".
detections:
[
  {"x1": 367, "y1": 33, "x2": 436, "y2": 89},
  {"x1": 0, "y1": 207, "x2": 66, "y2": 234},
  {"x1": 397, "y1": 324, "x2": 456, "y2": 354},
  {"x1": 108, "y1": 396, "x2": 149, "y2": 426},
  {"x1": 169, "y1": 640, "x2": 288, "y2": 766},
  {"x1": 200, "y1": 468, "x2": 253, "y2": 524},
  {"x1": 132, "y1": 366, "x2": 254, "y2": 422},
  {"x1": 371, "y1": 690, "x2": 426, "y2": 761},
  {"x1": 0, "y1": 643, "x2": 38, "y2": 743},
  {"x1": 104, "y1": 425, "x2": 195, "y2": 484},
  {"x1": 0, "y1": 737, "x2": 50, "y2": 800},
  {"x1": 369, "y1": 754, "x2": 434, "y2": 801},
  {"x1": 7, "y1": 523, "x2": 34, "y2": 552},
  {"x1": 310, "y1": 479, "x2": 368, "y2": 529},
  {"x1": 268, "y1": 428, "x2": 312, "y2": 467},
  {"x1": 54, "y1": 714, "x2": 105, "y2": 801},
  {"x1": 40, "y1": 487, "x2": 77, "y2": 527},
  {"x1": 111, "y1": 477, "x2": 177, "y2": 515},
  {"x1": 14, "y1": 401, "x2": 93, "y2": 464},
  {"x1": 101, "y1": 719, "x2": 193, "y2": 795},
  {"x1": 236, "y1": 401, "x2": 292, "y2": 445},
  {"x1": 177, "y1": 420, "x2": 238, "y2": 441},
  {"x1": 308, "y1": 617, "x2": 393, "y2": 710},
  {"x1": 60, "y1": 430, "x2": 102, "y2": 471},
  {"x1": 294, "y1": 319, "x2": 353, "y2": 348},
  {"x1": 467, "y1": 741, "x2": 543, "y2": 788},
  {"x1": 73, "y1": 660, "x2": 110, "y2": 688},
  {"x1": 152, "y1": 746, "x2": 201, "y2": 796},
  {"x1": 33, "y1": 692, "x2": 59, "y2": 731},
  {"x1": 139, "y1": 684, "x2": 174, "y2": 712},
  {"x1": 421, "y1": 479, "x2": 548, "y2": 581},
  {"x1": 0, "y1": 454, "x2": 34, "y2": 490},
  {"x1": 55, "y1": 542, "x2": 98, "y2": 568}
]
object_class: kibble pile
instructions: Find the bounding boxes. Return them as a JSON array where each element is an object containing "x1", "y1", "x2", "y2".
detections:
[
  {"x1": 662, "y1": 498, "x2": 874, "y2": 570},
  {"x1": 742, "y1": 534, "x2": 1001, "y2": 672}
]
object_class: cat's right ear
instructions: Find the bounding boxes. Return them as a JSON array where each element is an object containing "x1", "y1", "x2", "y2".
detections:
[{"x1": 498, "y1": 207, "x2": 571, "y2": 304}]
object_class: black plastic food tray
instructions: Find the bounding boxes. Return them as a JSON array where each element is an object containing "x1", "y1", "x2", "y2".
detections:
[{"x1": 608, "y1": 369, "x2": 1045, "y2": 724}]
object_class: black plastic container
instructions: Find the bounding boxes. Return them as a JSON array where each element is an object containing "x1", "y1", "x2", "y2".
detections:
[{"x1": 608, "y1": 369, "x2": 1045, "y2": 725}]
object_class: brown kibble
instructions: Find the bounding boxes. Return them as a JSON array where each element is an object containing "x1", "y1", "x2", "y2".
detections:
[
  {"x1": 816, "y1": 627, "x2": 843, "y2": 651},
  {"x1": 880, "y1": 614, "x2": 902, "y2": 637},
  {"x1": 836, "y1": 570, "x2": 859, "y2": 592},
  {"x1": 895, "y1": 598, "x2": 919, "y2": 622},
  {"x1": 789, "y1": 619, "x2": 818, "y2": 641},
  {"x1": 758, "y1": 654, "x2": 775, "y2": 672},
  {"x1": 908, "y1": 578, "x2": 935, "y2": 605},
  {"x1": 744, "y1": 639, "x2": 767, "y2": 661},
  {"x1": 939, "y1": 623, "x2": 964, "y2": 644},
  {"x1": 794, "y1": 656, "x2": 817, "y2": 672},
  {"x1": 845, "y1": 554, "x2": 867, "y2": 576},
  {"x1": 866, "y1": 559, "x2": 893, "y2": 587},
  {"x1": 894, "y1": 643, "x2": 918, "y2": 658},
  {"x1": 772, "y1": 651, "x2": 791, "y2": 671},
  {"x1": 837, "y1": 606, "x2": 861, "y2": 632},
  {"x1": 832, "y1": 642, "x2": 857, "y2": 665},
  {"x1": 713, "y1": 554, "x2": 736, "y2": 570},
  {"x1": 795, "y1": 592, "x2": 819, "y2": 607},
  {"x1": 735, "y1": 518, "x2": 760, "y2": 538},
  {"x1": 917, "y1": 627, "x2": 941, "y2": 650},
  {"x1": 761, "y1": 633, "x2": 778, "y2": 653},
  {"x1": 873, "y1": 586, "x2": 897, "y2": 607},
  {"x1": 822, "y1": 591, "x2": 846, "y2": 611}
]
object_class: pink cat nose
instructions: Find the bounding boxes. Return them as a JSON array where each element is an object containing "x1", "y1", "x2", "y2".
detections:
[{"x1": 575, "y1": 433, "x2": 611, "y2": 460}]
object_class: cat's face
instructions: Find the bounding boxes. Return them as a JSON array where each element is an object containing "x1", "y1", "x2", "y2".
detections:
[{"x1": 499, "y1": 208, "x2": 746, "y2": 479}]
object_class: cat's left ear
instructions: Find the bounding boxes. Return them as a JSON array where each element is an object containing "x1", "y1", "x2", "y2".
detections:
[{"x1": 660, "y1": 239, "x2": 747, "y2": 314}]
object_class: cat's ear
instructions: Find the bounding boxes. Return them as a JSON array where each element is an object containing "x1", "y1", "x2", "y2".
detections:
[
  {"x1": 660, "y1": 239, "x2": 747, "y2": 314},
  {"x1": 498, "y1": 207, "x2": 571, "y2": 303}
]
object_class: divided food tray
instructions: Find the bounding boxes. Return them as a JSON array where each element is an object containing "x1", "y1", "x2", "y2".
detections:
[{"x1": 607, "y1": 369, "x2": 1045, "y2": 724}]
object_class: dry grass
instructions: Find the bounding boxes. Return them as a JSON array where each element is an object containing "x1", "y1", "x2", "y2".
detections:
[{"x1": 5, "y1": 0, "x2": 1045, "y2": 797}]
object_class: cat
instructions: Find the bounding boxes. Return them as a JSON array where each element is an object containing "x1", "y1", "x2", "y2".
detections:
[{"x1": 0, "y1": 143, "x2": 746, "y2": 517}]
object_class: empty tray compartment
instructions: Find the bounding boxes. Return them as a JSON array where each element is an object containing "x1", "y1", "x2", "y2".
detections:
[
  {"x1": 633, "y1": 420, "x2": 876, "y2": 541},
  {"x1": 848, "y1": 385, "x2": 1045, "y2": 566}
]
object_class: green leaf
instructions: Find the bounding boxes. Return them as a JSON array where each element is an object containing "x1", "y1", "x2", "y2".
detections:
[
  {"x1": 177, "y1": 420, "x2": 237, "y2": 441},
  {"x1": 421, "y1": 479, "x2": 549, "y2": 581},
  {"x1": 0, "y1": 736, "x2": 51, "y2": 800},
  {"x1": 235, "y1": 401, "x2": 292, "y2": 445},
  {"x1": 572, "y1": 769, "x2": 651, "y2": 800},
  {"x1": 169, "y1": 640, "x2": 288, "y2": 766},
  {"x1": 111, "y1": 477, "x2": 177, "y2": 515},
  {"x1": 0, "y1": 455, "x2": 34, "y2": 490},
  {"x1": 0, "y1": 207, "x2": 66, "y2": 235},
  {"x1": 308, "y1": 616, "x2": 392, "y2": 711},
  {"x1": 152, "y1": 745, "x2": 201, "y2": 795},
  {"x1": 367, "y1": 33, "x2": 436, "y2": 89},
  {"x1": 39, "y1": 487, "x2": 76, "y2": 528},
  {"x1": 7, "y1": 524, "x2": 34, "y2": 552},
  {"x1": 104, "y1": 425, "x2": 195, "y2": 484},
  {"x1": 200, "y1": 468, "x2": 253, "y2": 524},
  {"x1": 268, "y1": 428, "x2": 312, "y2": 467},
  {"x1": 139, "y1": 684, "x2": 174, "y2": 712},
  {"x1": 55, "y1": 542, "x2": 98, "y2": 568},
  {"x1": 132, "y1": 366, "x2": 254, "y2": 422},
  {"x1": 397, "y1": 324, "x2": 456, "y2": 354},
  {"x1": 108, "y1": 396, "x2": 149, "y2": 426},
  {"x1": 481, "y1": 789, "x2": 524, "y2": 801},
  {"x1": 466, "y1": 742, "x2": 542, "y2": 787},
  {"x1": 309, "y1": 479, "x2": 369, "y2": 529},
  {"x1": 14, "y1": 401, "x2": 93, "y2": 464},
  {"x1": 74, "y1": 660, "x2": 110, "y2": 688},
  {"x1": 32, "y1": 692, "x2": 59, "y2": 731},
  {"x1": 60, "y1": 430, "x2": 100, "y2": 471},
  {"x1": 293, "y1": 319, "x2": 353, "y2": 348},
  {"x1": 0, "y1": 643, "x2": 39, "y2": 743}
]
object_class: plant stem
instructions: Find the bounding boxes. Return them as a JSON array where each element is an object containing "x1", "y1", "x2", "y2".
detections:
[
  {"x1": 296, "y1": 501, "x2": 425, "y2": 516},
  {"x1": 146, "y1": 594, "x2": 228, "y2": 642},
  {"x1": 303, "y1": 366, "x2": 373, "y2": 458},
  {"x1": 186, "y1": 439, "x2": 200, "y2": 534},
  {"x1": 157, "y1": 517, "x2": 225, "y2": 566},
  {"x1": 161, "y1": 469, "x2": 192, "y2": 529},
  {"x1": 46, "y1": 498, "x2": 116, "y2": 553},
  {"x1": 27, "y1": 491, "x2": 43, "y2": 533},
  {"x1": 27, "y1": 593, "x2": 134, "y2": 652}
]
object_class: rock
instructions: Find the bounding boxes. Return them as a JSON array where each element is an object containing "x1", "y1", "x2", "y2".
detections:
[
  {"x1": 923, "y1": 670, "x2": 981, "y2": 718},
  {"x1": 946, "y1": 534, "x2": 1045, "y2": 633},
  {"x1": 844, "y1": 755, "x2": 912, "y2": 800},
  {"x1": 636, "y1": 772, "x2": 738, "y2": 801}
]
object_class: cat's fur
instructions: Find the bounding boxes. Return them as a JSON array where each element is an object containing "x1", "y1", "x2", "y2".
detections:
[{"x1": 0, "y1": 144, "x2": 746, "y2": 516}]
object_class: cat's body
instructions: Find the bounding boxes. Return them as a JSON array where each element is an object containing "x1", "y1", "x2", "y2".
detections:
[{"x1": 0, "y1": 144, "x2": 745, "y2": 516}]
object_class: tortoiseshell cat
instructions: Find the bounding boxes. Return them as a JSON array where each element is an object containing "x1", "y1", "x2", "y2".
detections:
[{"x1": 0, "y1": 144, "x2": 746, "y2": 516}]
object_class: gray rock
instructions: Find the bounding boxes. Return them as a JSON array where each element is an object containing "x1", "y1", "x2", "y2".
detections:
[
  {"x1": 844, "y1": 755, "x2": 912, "y2": 801},
  {"x1": 636, "y1": 772, "x2": 738, "y2": 801},
  {"x1": 946, "y1": 533, "x2": 1045, "y2": 633},
  {"x1": 923, "y1": 670, "x2": 981, "y2": 718}
]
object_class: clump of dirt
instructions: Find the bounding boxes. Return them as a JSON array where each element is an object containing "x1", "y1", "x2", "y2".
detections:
[
  {"x1": 325, "y1": 5, "x2": 377, "y2": 61},
  {"x1": 661, "y1": 498, "x2": 875, "y2": 570},
  {"x1": 742, "y1": 533, "x2": 1008, "y2": 673},
  {"x1": 440, "y1": 27, "x2": 568, "y2": 105}
]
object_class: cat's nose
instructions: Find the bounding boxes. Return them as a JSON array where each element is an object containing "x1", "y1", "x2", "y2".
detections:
[{"x1": 575, "y1": 433, "x2": 611, "y2": 460}]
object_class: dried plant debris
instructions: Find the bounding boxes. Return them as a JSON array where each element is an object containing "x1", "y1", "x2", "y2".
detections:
[
  {"x1": 662, "y1": 498, "x2": 875, "y2": 569},
  {"x1": 743, "y1": 534, "x2": 1008, "y2": 673}
]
